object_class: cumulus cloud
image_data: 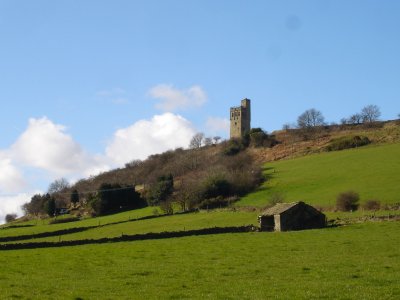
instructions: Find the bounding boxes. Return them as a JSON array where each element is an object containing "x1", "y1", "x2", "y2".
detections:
[
  {"x1": 9, "y1": 117, "x2": 110, "y2": 177},
  {"x1": 106, "y1": 113, "x2": 196, "y2": 165},
  {"x1": 0, "y1": 113, "x2": 197, "y2": 220},
  {"x1": 148, "y1": 84, "x2": 207, "y2": 112},
  {"x1": 0, "y1": 155, "x2": 26, "y2": 193},
  {"x1": 0, "y1": 193, "x2": 34, "y2": 225},
  {"x1": 206, "y1": 117, "x2": 230, "y2": 136}
]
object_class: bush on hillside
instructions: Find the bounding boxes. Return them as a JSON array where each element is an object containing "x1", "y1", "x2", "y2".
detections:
[
  {"x1": 70, "y1": 189, "x2": 80, "y2": 206},
  {"x1": 248, "y1": 128, "x2": 278, "y2": 148},
  {"x1": 159, "y1": 201, "x2": 174, "y2": 215},
  {"x1": 269, "y1": 193, "x2": 285, "y2": 205},
  {"x1": 362, "y1": 200, "x2": 381, "y2": 211},
  {"x1": 146, "y1": 174, "x2": 174, "y2": 206},
  {"x1": 5, "y1": 214, "x2": 17, "y2": 223},
  {"x1": 336, "y1": 191, "x2": 360, "y2": 211},
  {"x1": 22, "y1": 194, "x2": 51, "y2": 216},
  {"x1": 49, "y1": 216, "x2": 80, "y2": 224},
  {"x1": 200, "y1": 174, "x2": 232, "y2": 200},
  {"x1": 198, "y1": 196, "x2": 238, "y2": 209},
  {"x1": 326, "y1": 136, "x2": 370, "y2": 151},
  {"x1": 222, "y1": 139, "x2": 244, "y2": 156},
  {"x1": 90, "y1": 183, "x2": 146, "y2": 216},
  {"x1": 44, "y1": 197, "x2": 57, "y2": 217}
]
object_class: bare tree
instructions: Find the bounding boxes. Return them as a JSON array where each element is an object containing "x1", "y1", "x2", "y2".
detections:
[
  {"x1": 282, "y1": 123, "x2": 292, "y2": 130},
  {"x1": 361, "y1": 105, "x2": 381, "y2": 123},
  {"x1": 48, "y1": 178, "x2": 70, "y2": 194},
  {"x1": 297, "y1": 108, "x2": 325, "y2": 128},
  {"x1": 125, "y1": 159, "x2": 142, "y2": 168},
  {"x1": 204, "y1": 137, "x2": 213, "y2": 146},
  {"x1": 349, "y1": 113, "x2": 363, "y2": 125},
  {"x1": 189, "y1": 133, "x2": 204, "y2": 149}
]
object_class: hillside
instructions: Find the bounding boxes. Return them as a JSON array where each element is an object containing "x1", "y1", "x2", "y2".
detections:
[
  {"x1": 238, "y1": 142, "x2": 400, "y2": 207},
  {"x1": 75, "y1": 120, "x2": 400, "y2": 189},
  {"x1": 251, "y1": 120, "x2": 400, "y2": 162},
  {"x1": 19, "y1": 120, "x2": 400, "y2": 219}
]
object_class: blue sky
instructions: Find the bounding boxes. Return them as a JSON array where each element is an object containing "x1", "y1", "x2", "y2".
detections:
[{"x1": 0, "y1": 0, "x2": 399, "y2": 220}]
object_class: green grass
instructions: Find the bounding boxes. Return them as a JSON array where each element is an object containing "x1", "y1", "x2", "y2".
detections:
[
  {"x1": 4, "y1": 210, "x2": 257, "y2": 244},
  {"x1": 1, "y1": 142, "x2": 400, "y2": 298},
  {"x1": 238, "y1": 143, "x2": 400, "y2": 207},
  {"x1": 0, "y1": 221, "x2": 399, "y2": 299},
  {"x1": 0, "y1": 206, "x2": 156, "y2": 239}
]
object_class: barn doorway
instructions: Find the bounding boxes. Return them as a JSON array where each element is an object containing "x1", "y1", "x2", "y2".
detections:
[{"x1": 262, "y1": 215, "x2": 275, "y2": 231}]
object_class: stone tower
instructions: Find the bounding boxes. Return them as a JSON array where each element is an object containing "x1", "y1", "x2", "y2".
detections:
[{"x1": 230, "y1": 98, "x2": 251, "y2": 139}]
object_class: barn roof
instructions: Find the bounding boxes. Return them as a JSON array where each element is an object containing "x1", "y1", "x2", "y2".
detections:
[{"x1": 260, "y1": 202, "x2": 303, "y2": 216}]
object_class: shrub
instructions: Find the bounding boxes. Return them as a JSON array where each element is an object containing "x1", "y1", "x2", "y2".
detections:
[
  {"x1": 269, "y1": 193, "x2": 285, "y2": 205},
  {"x1": 146, "y1": 174, "x2": 174, "y2": 206},
  {"x1": 248, "y1": 128, "x2": 278, "y2": 148},
  {"x1": 362, "y1": 200, "x2": 381, "y2": 211},
  {"x1": 70, "y1": 189, "x2": 80, "y2": 205},
  {"x1": 91, "y1": 183, "x2": 146, "y2": 215},
  {"x1": 198, "y1": 196, "x2": 230, "y2": 209},
  {"x1": 326, "y1": 136, "x2": 371, "y2": 151},
  {"x1": 49, "y1": 216, "x2": 80, "y2": 224},
  {"x1": 336, "y1": 191, "x2": 360, "y2": 211},
  {"x1": 45, "y1": 197, "x2": 56, "y2": 217},
  {"x1": 159, "y1": 201, "x2": 173, "y2": 215},
  {"x1": 222, "y1": 139, "x2": 244, "y2": 156},
  {"x1": 201, "y1": 174, "x2": 231, "y2": 200},
  {"x1": 5, "y1": 213, "x2": 17, "y2": 223}
]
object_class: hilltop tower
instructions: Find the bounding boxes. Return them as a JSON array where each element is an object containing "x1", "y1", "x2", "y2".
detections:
[{"x1": 230, "y1": 98, "x2": 251, "y2": 139}]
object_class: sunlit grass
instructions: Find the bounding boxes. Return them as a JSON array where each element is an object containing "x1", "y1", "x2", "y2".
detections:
[
  {"x1": 238, "y1": 143, "x2": 400, "y2": 207},
  {"x1": 0, "y1": 221, "x2": 399, "y2": 299}
]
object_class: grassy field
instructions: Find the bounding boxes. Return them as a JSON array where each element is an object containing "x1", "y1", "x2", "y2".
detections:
[
  {"x1": 238, "y1": 143, "x2": 400, "y2": 207},
  {"x1": 0, "y1": 207, "x2": 157, "y2": 239},
  {"x1": 0, "y1": 220, "x2": 399, "y2": 299},
  {"x1": 0, "y1": 210, "x2": 258, "y2": 244},
  {"x1": 1, "y1": 142, "x2": 400, "y2": 299}
]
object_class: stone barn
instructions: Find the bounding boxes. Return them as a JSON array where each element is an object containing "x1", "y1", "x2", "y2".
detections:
[{"x1": 258, "y1": 201, "x2": 326, "y2": 232}]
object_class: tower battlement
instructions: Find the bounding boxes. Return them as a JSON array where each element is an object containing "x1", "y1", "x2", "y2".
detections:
[{"x1": 230, "y1": 98, "x2": 251, "y2": 139}]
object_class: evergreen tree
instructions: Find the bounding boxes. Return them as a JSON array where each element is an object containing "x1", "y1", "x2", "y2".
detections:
[
  {"x1": 45, "y1": 196, "x2": 56, "y2": 217},
  {"x1": 70, "y1": 189, "x2": 80, "y2": 205}
]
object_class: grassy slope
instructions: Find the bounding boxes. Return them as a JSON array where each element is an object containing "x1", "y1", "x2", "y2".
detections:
[
  {"x1": 0, "y1": 207, "x2": 157, "y2": 239},
  {"x1": 238, "y1": 143, "x2": 400, "y2": 207},
  {"x1": 1, "y1": 134, "x2": 400, "y2": 298},
  {"x1": 1, "y1": 221, "x2": 399, "y2": 299},
  {"x1": 5, "y1": 210, "x2": 257, "y2": 244}
]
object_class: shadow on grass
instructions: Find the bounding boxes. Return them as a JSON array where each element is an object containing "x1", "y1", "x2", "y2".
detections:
[{"x1": 0, "y1": 225, "x2": 257, "y2": 251}]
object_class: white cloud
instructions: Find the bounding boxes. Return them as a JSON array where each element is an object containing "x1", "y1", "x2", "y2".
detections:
[
  {"x1": 206, "y1": 117, "x2": 230, "y2": 136},
  {"x1": 148, "y1": 84, "x2": 207, "y2": 112},
  {"x1": 0, "y1": 155, "x2": 26, "y2": 193},
  {"x1": 9, "y1": 117, "x2": 110, "y2": 177},
  {"x1": 0, "y1": 193, "x2": 35, "y2": 225},
  {"x1": 106, "y1": 113, "x2": 196, "y2": 165}
]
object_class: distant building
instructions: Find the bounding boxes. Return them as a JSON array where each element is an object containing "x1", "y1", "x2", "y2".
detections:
[
  {"x1": 258, "y1": 201, "x2": 326, "y2": 232},
  {"x1": 230, "y1": 98, "x2": 251, "y2": 139}
]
